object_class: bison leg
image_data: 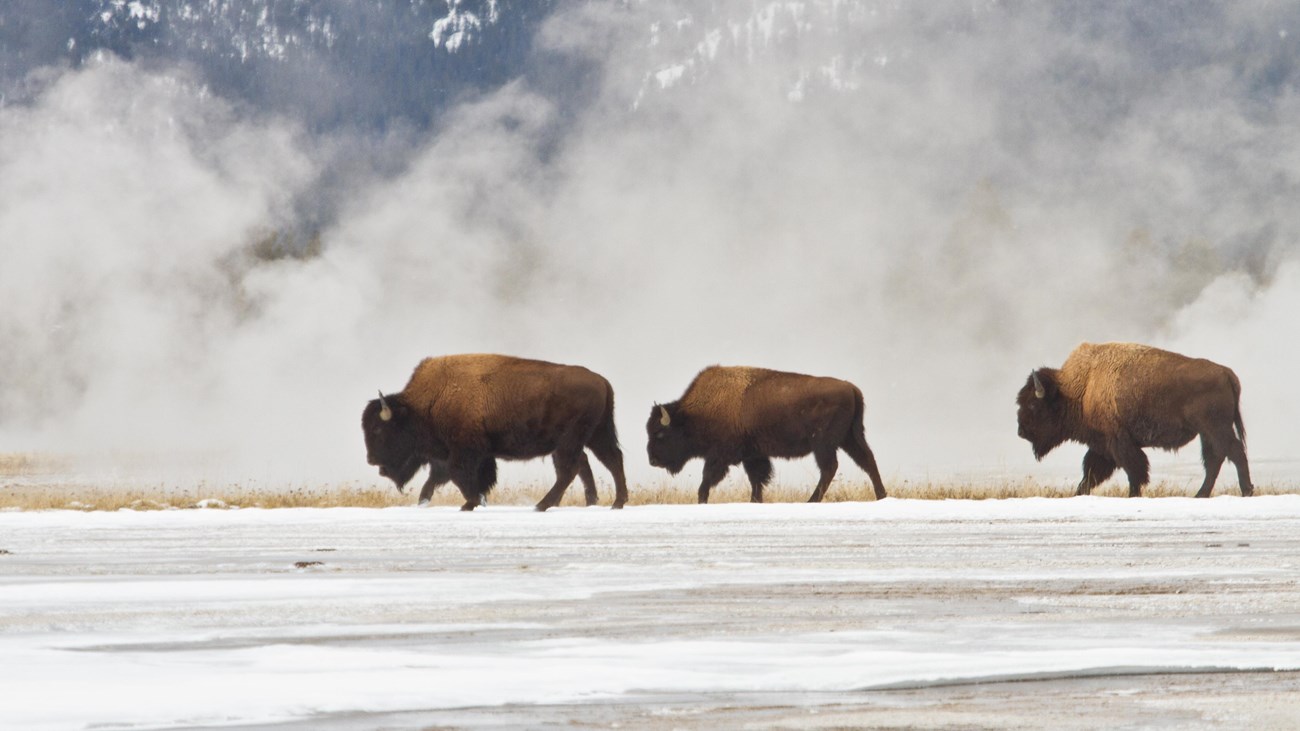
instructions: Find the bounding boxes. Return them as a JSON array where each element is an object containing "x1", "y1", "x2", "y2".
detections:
[
  {"x1": 742, "y1": 457, "x2": 773, "y2": 503},
  {"x1": 536, "y1": 450, "x2": 582, "y2": 512},
  {"x1": 1228, "y1": 440, "x2": 1254, "y2": 498},
  {"x1": 477, "y1": 459, "x2": 498, "y2": 505},
  {"x1": 698, "y1": 459, "x2": 729, "y2": 504},
  {"x1": 576, "y1": 452, "x2": 598, "y2": 506},
  {"x1": 1199, "y1": 429, "x2": 1253, "y2": 498},
  {"x1": 841, "y1": 431, "x2": 887, "y2": 500},
  {"x1": 1109, "y1": 436, "x2": 1149, "y2": 498},
  {"x1": 587, "y1": 422, "x2": 629, "y2": 509},
  {"x1": 1077, "y1": 449, "x2": 1116, "y2": 496},
  {"x1": 417, "y1": 460, "x2": 452, "y2": 505},
  {"x1": 808, "y1": 449, "x2": 839, "y2": 503},
  {"x1": 449, "y1": 455, "x2": 494, "y2": 511},
  {"x1": 1196, "y1": 437, "x2": 1226, "y2": 499},
  {"x1": 599, "y1": 450, "x2": 629, "y2": 509}
]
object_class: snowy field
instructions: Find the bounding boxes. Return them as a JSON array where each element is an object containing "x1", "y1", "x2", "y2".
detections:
[{"x1": 3, "y1": 498, "x2": 1300, "y2": 730}]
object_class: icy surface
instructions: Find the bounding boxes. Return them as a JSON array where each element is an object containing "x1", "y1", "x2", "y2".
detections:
[{"x1": 3, "y1": 498, "x2": 1300, "y2": 729}]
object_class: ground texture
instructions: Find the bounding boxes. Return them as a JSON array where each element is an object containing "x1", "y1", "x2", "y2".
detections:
[{"x1": 2, "y1": 498, "x2": 1299, "y2": 729}]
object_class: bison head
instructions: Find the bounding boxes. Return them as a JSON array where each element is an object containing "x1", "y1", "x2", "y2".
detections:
[
  {"x1": 1016, "y1": 368, "x2": 1068, "y2": 460},
  {"x1": 362, "y1": 392, "x2": 423, "y2": 491},
  {"x1": 645, "y1": 403, "x2": 691, "y2": 474}
]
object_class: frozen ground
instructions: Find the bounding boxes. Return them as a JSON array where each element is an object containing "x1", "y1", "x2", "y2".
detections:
[{"x1": 2, "y1": 498, "x2": 1300, "y2": 730}]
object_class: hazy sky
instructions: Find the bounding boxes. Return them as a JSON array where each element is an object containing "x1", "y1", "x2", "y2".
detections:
[{"x1": 2, "y1": 1, "x2": 1298, "y2": 490}]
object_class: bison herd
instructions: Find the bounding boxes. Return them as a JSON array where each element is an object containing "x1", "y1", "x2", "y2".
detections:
[{"x1": 362, "y1": 344, "x2": 1254, "y2": 511}]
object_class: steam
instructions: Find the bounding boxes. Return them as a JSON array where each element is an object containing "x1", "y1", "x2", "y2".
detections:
[{"x1": 2, "y1": 2, "x2": 1298, "y2": 490}]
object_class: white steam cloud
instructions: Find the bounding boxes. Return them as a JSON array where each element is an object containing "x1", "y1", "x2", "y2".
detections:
[{"x1": 2, "y1": 2, "x2": 1298, "y2": 492}]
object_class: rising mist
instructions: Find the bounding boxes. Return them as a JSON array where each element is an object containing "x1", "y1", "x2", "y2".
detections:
[{"x1": 2, "y1": 1, "x2": 1298, "y2": 490}]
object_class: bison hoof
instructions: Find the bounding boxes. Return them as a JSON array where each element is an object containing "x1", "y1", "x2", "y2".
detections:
[
  {"x1": 611, "y1": 502, "x2": 625, "y2": 510},
  {"x1": 459, "y1": 503, "x2": 477, "y2": 511},
  {"x1": 534, "y1": 502, "x2": 552, "y2": 512},
  {"x1": 417, "y1": 499, "x2": 430, "y2": 507}
]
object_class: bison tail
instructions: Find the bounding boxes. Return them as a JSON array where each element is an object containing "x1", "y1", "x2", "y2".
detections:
[
  {"x1": 850, "y1": 387, "x2": 867, "y2": 442},
  {"x1": 1230, "y1": 372, "x2": 1247, "y2": 452},
  {"x1": 590, "y1": 378, "x2": 630, "y2": 509},
  {"x1": 605, "y1": 379, "x2": 619, "y2": 443},
  {"x1": 845, "y1": 386, "x2": 887, "y2": 499},
  {"x1": 1234, "y1": 407, "x2": 1247, "y2": 452},
  {"x1": 598, "y1": 378, "x2": 621, "y2": 447}
]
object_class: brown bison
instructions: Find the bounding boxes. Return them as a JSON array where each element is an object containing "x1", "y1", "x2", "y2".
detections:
[
  {"x1": 646, "y1": 366, "x2": 888, "y2": 503},
  {"x1": 1017, "y1": 342, "x2": 1253, "y2": 498},
  {"x1": 362, "y1": 354, "x2": 629, "y2": 511}
]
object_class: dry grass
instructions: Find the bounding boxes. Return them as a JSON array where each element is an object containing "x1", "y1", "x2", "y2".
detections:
[
  {"x1": 0, "y1": 481, "x2": 410, "y2": 512},
  {"x1": 2, "y1": 472, "x2": 1290, "y2": 512},
  {"x1": 633, "y1": 476, "x2": 1293, "y2": 503},
  {"x1": 3, "y1": 452, "x2": 1292, "y2": 511}
]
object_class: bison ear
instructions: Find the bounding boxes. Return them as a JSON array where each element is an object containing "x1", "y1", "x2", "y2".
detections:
[{"x1": 658, "y1": 405, "x2": 671, "y2": 427}]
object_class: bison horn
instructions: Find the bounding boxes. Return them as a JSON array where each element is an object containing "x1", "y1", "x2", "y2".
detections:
[
  {"x1": 378, "y1": 389, "x2": 393, "y2": 421},
  {"x1": 659, "y1": 405, "x2": 671, "y2": 427},
  {"x1": 1032, "y1": 372, "x2": 1046, "y2": 399}
]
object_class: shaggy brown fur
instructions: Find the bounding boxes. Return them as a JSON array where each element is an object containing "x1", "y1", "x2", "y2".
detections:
[
  {"x1": 363, "y1": 354, "x2": 628, "y2": 511},
  {"x1": 647, "y1": 366, "x2": 887, "y2": 503},
  {"x1": 1017, "y1": 342, "x2": 1252, "y2": 498}
]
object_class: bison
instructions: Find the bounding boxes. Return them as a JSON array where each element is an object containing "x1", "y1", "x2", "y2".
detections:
[
  {"x1": 646, "y1": 366, "x2": 888, "y2": 503},
  {"x1": 362, "y1": 354, "x2": 629, "y2": 511},
  {"x1": 1016, "y1": 342, "x2": 1253, "y2": 498}
]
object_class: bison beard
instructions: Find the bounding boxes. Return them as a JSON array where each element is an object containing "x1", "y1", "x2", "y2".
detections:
[
  {"x1": 647, "y1": 366, "x2": 888, "y2": 504},
  {"x1": 1016, "y1": 342, "x2": 1253, "y2": 498},
  {"x1": 362, "y1": 354, "x2": 629, "y2": 511}
]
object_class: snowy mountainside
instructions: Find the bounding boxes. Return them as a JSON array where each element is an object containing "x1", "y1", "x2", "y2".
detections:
[
  {"x1": 628, "y1": 1, "x2": 970, "y2": 105},
  {"x1": 2, "y1": 1, "x2": 928, "y2": 125},
  {"x1": 83, "y1": 0, "x2": 509, "y2": 60},
  {"x1": 0, "y1": 0, "x2": 557, "y2": 129}
]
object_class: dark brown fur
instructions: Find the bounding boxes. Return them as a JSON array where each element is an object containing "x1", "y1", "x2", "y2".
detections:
[
  {"x1": 1016, "y1": 342, "x2": 1252, "y2": 498},
  {"x1": 646, "y1": 366, "x2": 887, "y2": 503},
  {"x1": 363, "y1": 354, "x2": 628, "y2": 511}
]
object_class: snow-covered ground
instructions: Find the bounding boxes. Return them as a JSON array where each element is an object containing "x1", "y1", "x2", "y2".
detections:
[{"x1": 3, "y1": 498, "x2": 1300, "y2": 729}]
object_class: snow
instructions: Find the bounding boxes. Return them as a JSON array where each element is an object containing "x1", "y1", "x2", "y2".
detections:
[
  {"x1": 655, "y1": 64, "x2": 687, "y2": 89},
  {"x1": 3, "y1": 498, "x2": 1300, "y2": 729},
  {"x1": 430, "y1": 0, "x2": 501, "y2": 52}
]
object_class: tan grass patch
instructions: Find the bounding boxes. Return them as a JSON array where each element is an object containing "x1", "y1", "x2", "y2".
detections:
[
  {"x1": 1, "y1": 453, "x2": 1290, "y2": 510},
  {"x1": 0, "y1": 481, "x2": 412, "y2": 512},
  {"x1": 1, "y1": 476, "x2": 1288, "y2": 511}
]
